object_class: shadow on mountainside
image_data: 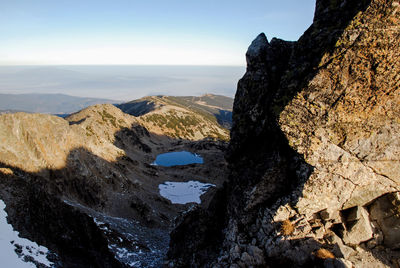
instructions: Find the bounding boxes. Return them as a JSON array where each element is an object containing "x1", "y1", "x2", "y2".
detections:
[
  {"x1": 0, "y1": 120, "x2": 229, "y2": 267},
  {"x1": 117, "y1": 100, "x2": 157, "y2": 117},
  {"x1": 0, "y1": 172, "x2": 122, "y2": 268},
  {"x1": 167, "y1": 1, "x2": 382, "y2": 267}
]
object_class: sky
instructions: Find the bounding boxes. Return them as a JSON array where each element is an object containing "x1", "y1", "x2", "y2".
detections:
[{"x1": 0, "y1": 0, "x2": 316, "y2": 66}]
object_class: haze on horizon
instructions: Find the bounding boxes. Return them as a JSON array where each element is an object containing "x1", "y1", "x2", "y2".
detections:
[
  {"x1": 0, "y1": 65, "x2": 247, "y2": 100},
  {"x1": 0, "y1": 0, "x2": 315, "y2": 66}
]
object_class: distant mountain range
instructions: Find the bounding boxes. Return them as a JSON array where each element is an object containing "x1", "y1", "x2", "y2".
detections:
[{"x1": 0, "y1": 93, "x2": 117, "y2": 114}]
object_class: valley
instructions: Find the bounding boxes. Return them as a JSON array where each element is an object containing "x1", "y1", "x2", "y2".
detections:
[{"x1": 0, "y1": 96, "x2": 230, "y2": 267}]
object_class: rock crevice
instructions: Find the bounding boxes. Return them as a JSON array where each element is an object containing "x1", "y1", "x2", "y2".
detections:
[{"x1": 167, "y1": 0, "x2": 400, "y2": 267}]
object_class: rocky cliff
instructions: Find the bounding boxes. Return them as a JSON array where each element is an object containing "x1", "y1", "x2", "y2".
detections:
[{"x1": 167, "y1": 0, "x2": 400, "y2": 267}]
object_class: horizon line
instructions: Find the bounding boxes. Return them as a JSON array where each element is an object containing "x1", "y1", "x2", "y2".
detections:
[{"x1": 0, "y1": 63, "x2": 246, "y2": 67}]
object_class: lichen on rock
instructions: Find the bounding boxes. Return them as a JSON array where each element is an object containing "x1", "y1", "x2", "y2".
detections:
[{"x1": 167, "y1": 0, "x2": 400, "y2": 267}]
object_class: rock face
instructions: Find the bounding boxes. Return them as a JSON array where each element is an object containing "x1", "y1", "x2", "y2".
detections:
[{"x1": 168, "y1": 0, "x2": 400, "y2": 267}]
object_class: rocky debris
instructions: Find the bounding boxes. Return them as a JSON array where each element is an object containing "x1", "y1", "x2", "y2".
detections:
[{"x1": 167, "y1": 0, "x2": 400, "y2": 267}]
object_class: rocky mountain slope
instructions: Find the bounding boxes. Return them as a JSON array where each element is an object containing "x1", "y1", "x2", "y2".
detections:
[
  {"x1": 0, "y1": 104, "x2": 228, "y2": 267},
  {"x1": 167, "y1": 0, "x2": 400, "y2": 267},
  {"x1": 117, "y1": 94, "x2": 233, "y2": 141}
]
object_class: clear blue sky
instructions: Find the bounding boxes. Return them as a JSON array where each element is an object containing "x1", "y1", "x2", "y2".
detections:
[{"x1": 0, "y1": 0, "x2": 316, "y2": 66}]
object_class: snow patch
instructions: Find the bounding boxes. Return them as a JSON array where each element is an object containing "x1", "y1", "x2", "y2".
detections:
[
  {"x1": 159, "y1": 181, "x2": 215, "y2": 204},
  {"x1": 0, "y1": 200, "x2": 53, "y2": 268}
]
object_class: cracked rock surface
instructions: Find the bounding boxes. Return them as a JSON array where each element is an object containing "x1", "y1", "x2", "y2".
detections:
[{"x1": 167, "y1": 0, "x2": 400, "y2": 267}]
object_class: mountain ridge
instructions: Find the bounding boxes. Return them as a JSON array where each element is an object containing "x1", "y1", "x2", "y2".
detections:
[
  {"x1": 118, "y1": 94, "x2": 233, "y2": 141},
  {"x1": 0, "y1": 93, "x2": 233, "y2": 141}
]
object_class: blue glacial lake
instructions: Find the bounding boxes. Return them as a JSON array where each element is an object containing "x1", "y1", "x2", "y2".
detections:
[{"x1": 152, "y1": 151, "x2": 203, "y2": 167}]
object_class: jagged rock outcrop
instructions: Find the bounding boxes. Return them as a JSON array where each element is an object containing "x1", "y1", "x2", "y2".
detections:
[{"x1": 167, "y1": 0, "x2": 400, "y2": 267}]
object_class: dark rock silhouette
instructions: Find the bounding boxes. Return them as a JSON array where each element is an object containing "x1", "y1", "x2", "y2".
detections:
[{"x1": 168, "y1": 0, "x2": 400, "y2": 267}]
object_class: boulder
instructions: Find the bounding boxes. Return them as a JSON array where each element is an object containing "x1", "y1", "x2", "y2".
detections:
[
  {"x1": 369, "y1": 193, "x2": 400, "y2": 249},
  {"x1": 342, "y1": 206, "x2": 373, "y2": 245}
]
